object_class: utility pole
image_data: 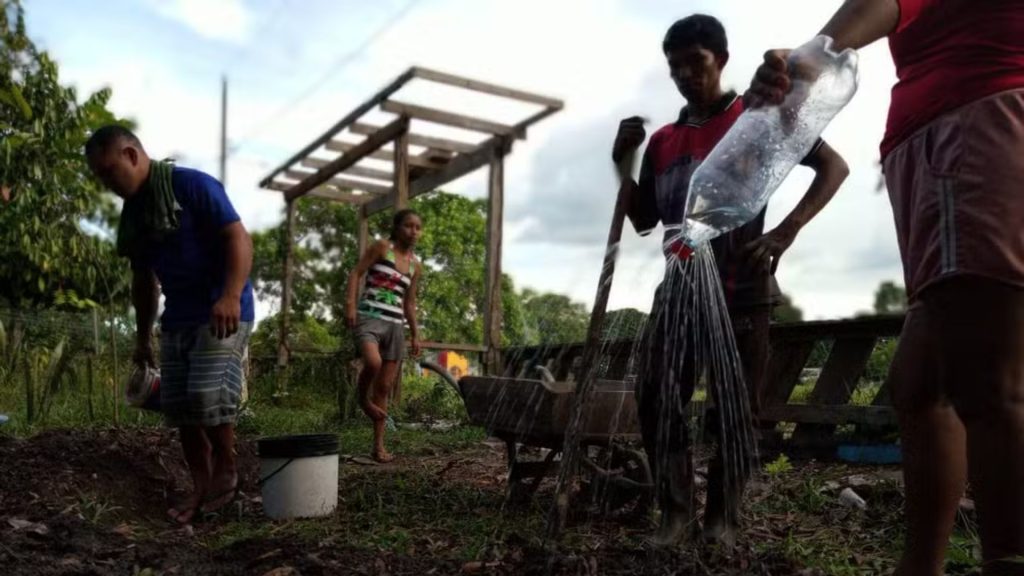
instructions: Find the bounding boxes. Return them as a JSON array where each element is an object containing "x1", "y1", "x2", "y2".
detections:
[{"x1": 220, "y1": 75, "x2": 228, "y2": 185}]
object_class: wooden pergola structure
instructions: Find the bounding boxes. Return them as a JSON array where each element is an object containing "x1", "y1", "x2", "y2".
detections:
[{"x1": 260, "y1": 66, "x2": 563, "y2": 374}]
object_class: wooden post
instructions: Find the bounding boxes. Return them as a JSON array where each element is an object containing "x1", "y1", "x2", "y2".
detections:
[
  {"x1": 276, "y1": 199, "x2": 297, "y2": 398},
  {"x1": 394, "y1": 127, "x2": 410, "y2": 209},
  {"x1": 89, "y1": 308, "x2": 99, "y2": 421},
  {"x1": 23, "y1": 355, "x2": 33, "y2": 425},
  {"x1": 483, "y1": 142, "x2": 506, "y2": 374},
  {"x1": 109, "y1": 308, "x2": 119, "y2": 425},
  {"x1": 357, "y1": 206, "x2": 369, "y2": 257},
  {"x1": 791, "y1": 336, "x2": 877, "y2": 443}
]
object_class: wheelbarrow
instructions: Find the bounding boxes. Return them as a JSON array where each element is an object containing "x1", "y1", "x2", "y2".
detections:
[{"x1": 455, "y1": 372, "x2": 652, "y2": 512}]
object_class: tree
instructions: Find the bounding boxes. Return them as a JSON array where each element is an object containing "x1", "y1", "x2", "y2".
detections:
[
  {"x1": 519, "y1": 290, "x2": 589, "y2": 345},
  {"x1": 772, "y1": 292, "x2": 804, "y2": 323},
  {"x1": 1, "y1": 0, "x2": 129, "y2": 310},
  {"x1": 602, "y1": 308, "x2": 648, "y2": 341},
  {"x1": 873, "y1": 281, "x2": 907, "y2": 315},
  {"x1": 249, "y1": 312, "x2": 340, "y2": 358},
  {"x1": 250, "y1": 192, "x2": 594, "y2": 351},
  {"x1": 251, "y1": 192, "x2": 512, "y2": 348}
]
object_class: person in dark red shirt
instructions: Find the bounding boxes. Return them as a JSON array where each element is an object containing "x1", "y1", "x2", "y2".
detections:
[
  {"x1": 613, "y1": 14, "x2": 849, "y2": 546},
  {"x1": 748, "y1": 0, "x2": 1024, "y2": 573}
]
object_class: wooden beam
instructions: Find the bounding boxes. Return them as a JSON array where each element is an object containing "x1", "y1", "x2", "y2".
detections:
[
  {"x1": 268, "y1": 180, "x2": 375, "y2": 204},
  {"x1": 327, "y1": 177, "x2": 391, "y2": 196},
  {"x1": 308, "y1": 188, "x2": 374, "y2": 203},
  {"x1": 325, "y1": 139, "x2": 441, "y2": 169},
  {"x1": 284, "y1": 170, "x2": 391, "y2": 195},
  {"x1": 761, "y1": 404, "x2": 898, "y2": 428},
  {"x1": 285, "y1": 117, "x2": 408, "y2": 201},
  {"x1": 302, "y1": 158, "x2": 394, "y2": 182},
  {"x1": 770, "y1": 315, "x2": 905, "y2": 342},
  {"x1": 416, "y1": 341, "x2": 488, "y2": 353},
  {"x1": 394, "y1": 130, "x2": 410, "y2": 209},
  {"x1": 351, "y1": 122, "x2": 477, "y2": 154},
  {"x1": 420, "y1": 149, "x2": 454, "y2": 163},
  {"x1": 365, "y1": 136, "x2": 511, "y2": 214},
  {"x1": 411, "y1": 66, "x2": 564, "y2": 109},
  {"x1": 382, "y1": 100, "x2": 523, "y2": 139},
  {"x1": 792, "y1": 336, "x2": 878, "y2": 442},
  {"x1": 483, "y1": 145, "x2": 505, "y2": 373},
  {"x1": 764, "y1": 340, "x2": 816, "y2": 407},
  {"x1": 259, "y1": 69, "x2": 414, "y2": 188},
  {"x1": 514, "y1": 105, "x2": 562, "y2": 133}
]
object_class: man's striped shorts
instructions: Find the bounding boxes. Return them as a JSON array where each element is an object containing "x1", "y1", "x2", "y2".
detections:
[{"x1": 160, "y1": 323, "x2": 252, "y2": 428}]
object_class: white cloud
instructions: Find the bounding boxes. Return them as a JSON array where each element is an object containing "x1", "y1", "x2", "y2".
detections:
[
  {"x1": 33, "y1": 0, "x2": 912, "y2": 323},
  {"x1": 147, "y1": 0, "x2": 253, "y2": 43}
]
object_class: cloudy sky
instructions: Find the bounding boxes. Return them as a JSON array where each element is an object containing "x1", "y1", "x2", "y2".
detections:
[{"x1": 27, "y1": 0, "x2": 904, "y2": 321}]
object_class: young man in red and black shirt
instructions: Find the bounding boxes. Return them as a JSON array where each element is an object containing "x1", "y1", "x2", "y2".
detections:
[{"x1": 613, "y1": 14, "x2": 849, "y2": 545}]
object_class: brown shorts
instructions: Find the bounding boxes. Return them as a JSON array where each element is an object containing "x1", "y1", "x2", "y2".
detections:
[{"x1": 883, "y1": 89, "x2": 1024, "y2": 301}]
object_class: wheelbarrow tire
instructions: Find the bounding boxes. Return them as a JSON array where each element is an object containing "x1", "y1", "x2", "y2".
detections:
[{"x1": 417, "y1": 359, "x2": 461, "y2": 394}]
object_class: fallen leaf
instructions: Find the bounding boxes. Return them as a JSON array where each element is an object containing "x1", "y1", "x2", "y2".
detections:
[
  {"x1": 254, "y1": 549, "x2": 283, "y2": 563},
  {"x1": 261, "y1": 567, "x2": 300, "y2": 576},
  {"x1": 462, "y1": 561, "x2": 501, "y2": 574},
  {"x1": 8, "y1": 518, "x2": 49, "y2": 535},
  {"x1": 112, "y1": 523, "x2": 136, "y2": 538}
]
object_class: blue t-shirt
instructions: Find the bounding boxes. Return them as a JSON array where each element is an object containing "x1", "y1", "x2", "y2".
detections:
[{"x1": 134, "y1": 167, "x2": 255, "y2": 330}]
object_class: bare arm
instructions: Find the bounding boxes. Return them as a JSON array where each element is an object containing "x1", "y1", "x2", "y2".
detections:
[
  {"x1": 820, "y1": 0, "x2": 901, "y2": 51},
  {"x1": 747, "y1": 0, "x2": 901, "y2": 107},
  {"x1": 404, "y1": 260, "x2": 421, "y2": 355},
  {"x1": 346, "y1": 241, "x2": 387, "y2": 328},
  {"x1": 221, "y1": 222, "x2": 253, "y2": 301},
  {"x1": 132, "y1": 266, "x2": 159, "y2": 366},
  {"x1": 778, "y1": 142, "x2": 849, "y2": 236},
  {"x1": 210, "y1": 221, "x2": 253, "y2": 339},
  {"x1": 744, "y1": 141, "x2": 850, "y2": 273}
]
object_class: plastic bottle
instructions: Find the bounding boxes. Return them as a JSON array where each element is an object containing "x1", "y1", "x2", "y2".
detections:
[{"x1": 669, "y1": 35, "x2": 859, "y2": 256}]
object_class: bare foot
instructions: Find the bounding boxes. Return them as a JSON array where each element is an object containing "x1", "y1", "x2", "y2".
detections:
[
  {"x1": 371, "y1": 449, "x2": 395, "y2": 463},
  {"x1": 167, "y1": 492, "x2": 203, "y2": 525},
  {"x1": 646, "y1": 508, "x2": 697, "y2": 548},
  {"x1": 702, "y1": 514, "x2": 738, "y2": 548},
  {"x1": 200, "y1": 473, "x2": 239, "y2": 515}
]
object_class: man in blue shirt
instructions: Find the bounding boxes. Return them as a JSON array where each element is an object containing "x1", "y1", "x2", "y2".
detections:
[{"x1": 86, "y1": 125, "x2": 255, "y2": 524}]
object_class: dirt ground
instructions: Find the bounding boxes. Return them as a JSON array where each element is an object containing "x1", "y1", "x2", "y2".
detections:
[{"x1": 0, "y1": 427, "x2": 960, "y2": 576}]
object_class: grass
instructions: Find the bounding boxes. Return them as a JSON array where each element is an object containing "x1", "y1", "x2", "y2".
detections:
[
  {"x1": 747, "y1": 464, "x2": 981, "y2": 576},
  {"x1": 1, "y1": 352, "x2": 986, "y2": 575},
  {"x1": 786, "y1": 380, "x2": 882, "y2": 406}
]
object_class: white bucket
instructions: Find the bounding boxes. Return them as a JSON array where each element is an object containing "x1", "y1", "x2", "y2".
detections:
[{"x1": 258, "y1": 434, "x2": 340, "y2": 519}]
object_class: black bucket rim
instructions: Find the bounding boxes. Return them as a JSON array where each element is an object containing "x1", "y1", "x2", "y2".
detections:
[{"x1": 258, "y1": 433, "x2": 340, "y2": 459}]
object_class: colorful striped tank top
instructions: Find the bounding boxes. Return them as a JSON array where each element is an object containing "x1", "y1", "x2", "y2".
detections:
[{"x1": 358, "y1": 245, "x2": 416, "y2": 324}]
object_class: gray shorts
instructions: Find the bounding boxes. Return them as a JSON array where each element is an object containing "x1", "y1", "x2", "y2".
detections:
[
  {"x1": 160, "y1": 323, "x2": 252, "y2": 428},
  {"x1": 354, "y1": 316, "x2": 406, "y2": 362}
]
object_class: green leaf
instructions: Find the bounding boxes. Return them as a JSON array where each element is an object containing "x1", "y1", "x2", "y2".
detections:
[{"x1": 9, "y1": 85, "x2": 33, "y2": 120}]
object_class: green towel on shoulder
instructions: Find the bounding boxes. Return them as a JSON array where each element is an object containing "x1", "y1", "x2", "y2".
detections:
[{"x1": 116, "y1": 160, "x2": 181, "y2": 259}]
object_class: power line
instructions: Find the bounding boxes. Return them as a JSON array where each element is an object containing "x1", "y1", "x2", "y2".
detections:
[
  {"x1": 223, "y1": 0, "x2": 291, "y2": 72},
  {"x1": 234, "y1": 0, "x2": 426, "y2": 148}
]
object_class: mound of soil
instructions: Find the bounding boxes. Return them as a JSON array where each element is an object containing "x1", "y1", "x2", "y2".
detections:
[{"x1": 0, "y1": 428, "x2": 258, "y2": 520}]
